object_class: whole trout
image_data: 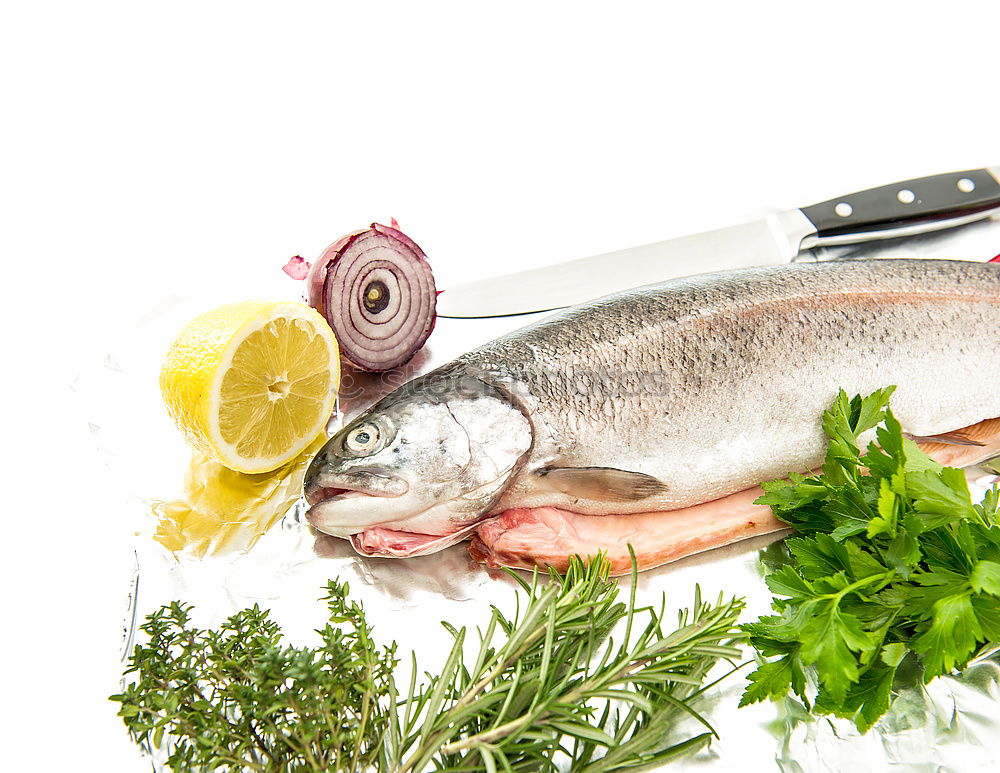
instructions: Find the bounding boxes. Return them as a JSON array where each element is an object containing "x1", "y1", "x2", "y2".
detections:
[{"x1": 304, "y1": 259, "x2": 1000, "y2": 566}]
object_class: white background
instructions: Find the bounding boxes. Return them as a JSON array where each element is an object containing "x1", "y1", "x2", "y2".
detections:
[{"x1": 2, "y1": 1, "x2": 999, "y2": 769}]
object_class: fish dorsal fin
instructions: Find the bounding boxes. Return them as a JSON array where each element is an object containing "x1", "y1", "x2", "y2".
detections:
[{"x1": 538, "y1": 466, "x2": 668, "y2": 501}]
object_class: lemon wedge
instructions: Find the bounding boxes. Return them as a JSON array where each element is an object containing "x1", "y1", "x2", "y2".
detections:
[{"x1": 160, "y1": 301, "x2": 339, "y2": 473}]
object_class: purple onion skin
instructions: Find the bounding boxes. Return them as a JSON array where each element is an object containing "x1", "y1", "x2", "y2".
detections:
[
  {"x1": 305, "y1": 223, "x2": 437, "y2": 372},
  {"x1": 306, "y1": 231, "x2": 356, "y2": 318}
]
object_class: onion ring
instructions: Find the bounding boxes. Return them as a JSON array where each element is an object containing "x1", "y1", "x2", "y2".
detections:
[{"x1": 305, "y1": 223, "x2": 437, "y2": 371}]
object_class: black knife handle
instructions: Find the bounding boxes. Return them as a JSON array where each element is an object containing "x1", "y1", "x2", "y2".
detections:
[{"x1": 799, "y1": 168, "x2": 1000, "y2": 242}]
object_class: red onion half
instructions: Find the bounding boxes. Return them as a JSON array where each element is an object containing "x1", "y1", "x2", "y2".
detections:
[{"x1": 305, "y1": 223, "x2": 437, "y2": 371}]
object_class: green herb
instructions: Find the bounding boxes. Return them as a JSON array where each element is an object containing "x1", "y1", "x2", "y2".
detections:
[
  {"x1": 740, "y1": 387, "x2": 1000, "y2": 732},
  {"x1": 113, "y1": 555, "x2": 745, "y2": 772},
  {"x1": 110, "y1": 582, "x2": 395, "y2": 772}
]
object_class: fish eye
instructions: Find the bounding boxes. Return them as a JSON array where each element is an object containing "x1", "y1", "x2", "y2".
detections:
[{"x1": 345, "y1": 423, "x2": 381, "y2": 455}]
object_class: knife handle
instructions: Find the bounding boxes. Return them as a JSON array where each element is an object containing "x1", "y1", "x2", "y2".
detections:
[{"x1": 798, "y1": 167, "x2": 1000, "y2": 248}]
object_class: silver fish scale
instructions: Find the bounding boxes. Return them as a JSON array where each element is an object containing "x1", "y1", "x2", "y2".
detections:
[{"x1": 450, "y1": 259, "x2": 1000, "y2": 513}]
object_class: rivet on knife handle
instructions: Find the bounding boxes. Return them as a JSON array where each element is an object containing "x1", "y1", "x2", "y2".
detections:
[{"x1": 798, "y1": 167, "x2": 1000, "y2": 249}]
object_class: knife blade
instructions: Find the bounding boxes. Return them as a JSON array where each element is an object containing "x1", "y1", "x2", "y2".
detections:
[{"x1": 437, "y1": 167, "x2": 1000, "y2": 318}]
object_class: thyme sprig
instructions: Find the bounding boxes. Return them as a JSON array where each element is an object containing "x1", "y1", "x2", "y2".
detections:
[
  {"x1": 112, "y1": 582, "x2": 395, "y2": 772},
  {"x1": 113, "y1": 555, "x2": 744, "y2": 771}
]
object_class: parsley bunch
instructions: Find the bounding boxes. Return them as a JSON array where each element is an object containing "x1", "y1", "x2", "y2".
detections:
[{"x1": 741, "y1": 387, "x2": 1000, "y2": 731}]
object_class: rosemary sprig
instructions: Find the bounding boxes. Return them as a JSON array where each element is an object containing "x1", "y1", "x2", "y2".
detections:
[
  {"x1": 390, "y1": 555, "x2": 745, "y2": 772},
  {"x1": 112, "y1": 554, "x2": 745, "y2": 771}
]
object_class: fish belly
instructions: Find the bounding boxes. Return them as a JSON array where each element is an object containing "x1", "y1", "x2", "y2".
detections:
[{"x1": 470, "y1": 417, "x2": 1000, "y2": 574}]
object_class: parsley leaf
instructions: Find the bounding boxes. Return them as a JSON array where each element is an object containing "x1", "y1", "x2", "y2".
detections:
[{"x1": 741, "y1": 388, "x2": 1000, "y2": 731}]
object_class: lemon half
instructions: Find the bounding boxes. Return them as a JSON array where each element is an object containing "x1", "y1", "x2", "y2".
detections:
[{"x1": 160, "y1": 301, "x2": 339, "y2": 473}]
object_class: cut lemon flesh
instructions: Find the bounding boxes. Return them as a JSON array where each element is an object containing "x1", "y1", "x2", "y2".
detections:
[{"x1": 160, "y1": 301, "x2": 339, "y2": 473}]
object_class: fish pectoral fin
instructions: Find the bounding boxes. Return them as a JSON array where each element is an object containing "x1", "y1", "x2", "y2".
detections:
[
  {"x1": 537, "y1": 466, "x2": 668, "y2": 501},
  {"x1": 905, "y1": 430, "x2": 986, "y2": 447}
]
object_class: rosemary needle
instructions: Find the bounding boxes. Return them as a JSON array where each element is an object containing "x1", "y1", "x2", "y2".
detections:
[{"x1": 113, "y1": 553, "x2": 744, "y2": 772}]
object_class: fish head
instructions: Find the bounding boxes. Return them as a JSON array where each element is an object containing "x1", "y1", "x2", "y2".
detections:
[{"x1": 303, "y1": 373, "x2": 533, "y2": 556}]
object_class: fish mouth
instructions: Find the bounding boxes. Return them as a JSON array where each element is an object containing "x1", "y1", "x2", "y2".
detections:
[
  {"x1": 303, "y1": 471, "x2": 410, "y2": 536},
  {"x1": 303, "y1": 490, "x2": 379, "y2": 532},
  {"x1": 303, "y1": 485, "x2": 392, "y2": 514},
  {"x1": 304, "y1": 485, "x2": 350, "y2": 506},
  {"x1": 304, "y1": 469, "x2": 408, "y2": 505},
  {"x1": 304, "y1": 484, "x2": 400, "y2": 507},
  {"x1": 303, "y1": 469, "x2": 486, "y2": 557}
]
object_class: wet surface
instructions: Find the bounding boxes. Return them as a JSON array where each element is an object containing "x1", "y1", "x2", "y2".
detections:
[{"x1": 80, "y1": 246, "x2": 1000, "y2": 771}]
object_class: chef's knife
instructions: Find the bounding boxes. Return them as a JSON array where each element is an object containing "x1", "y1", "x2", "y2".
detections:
[{"x1": 437, "y1": 167, "x2": 1000, "y2": 318}]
